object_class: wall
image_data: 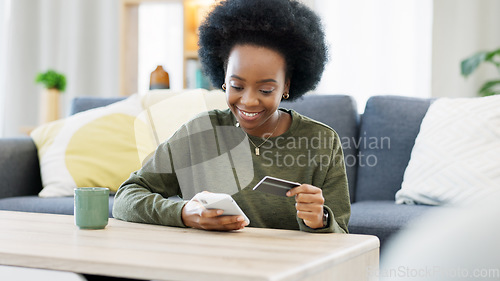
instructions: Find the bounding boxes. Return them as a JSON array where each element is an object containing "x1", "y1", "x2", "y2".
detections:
[{"x1": 432, "y1": 0, "x2": 500, "y2": 98}]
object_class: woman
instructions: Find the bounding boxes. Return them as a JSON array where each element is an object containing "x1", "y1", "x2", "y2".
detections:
[{"x1": 113, "y1": 0, "x2": 350, "y2": 233}]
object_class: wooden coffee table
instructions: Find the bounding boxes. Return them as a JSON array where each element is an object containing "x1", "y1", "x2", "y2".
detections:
[{"x1": 0, "y1": 211, "x2": 379, "y2": 280}]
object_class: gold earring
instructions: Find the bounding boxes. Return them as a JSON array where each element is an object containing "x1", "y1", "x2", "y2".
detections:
[
  {"x1": 282, "y1": 92, "x2": 289, "y2": 99},
  {"x1": 222, "y1": 83, "x2": 226, "y2": 91}
]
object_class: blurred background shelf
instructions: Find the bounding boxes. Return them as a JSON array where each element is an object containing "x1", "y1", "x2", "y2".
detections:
[{"x1": 119, "y1": 0, "x2": 215, "y2": 96}]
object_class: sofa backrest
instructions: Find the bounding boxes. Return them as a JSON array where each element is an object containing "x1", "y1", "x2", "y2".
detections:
[
  {"x1": 281, "y1": 95, "x2": 359, "y2": 201},
  {"x1": 71, "y1": 94, "x2": 434, "y2": 203},
  {"x1": 70, "y1": 97, "x2": 126, "y2": 115},
  {"x1": 354, "y1": 95, "x2": 432, "y2": 202},
  {"x1": 0, "y1": 138, "x2": 43, "y2": 198}
]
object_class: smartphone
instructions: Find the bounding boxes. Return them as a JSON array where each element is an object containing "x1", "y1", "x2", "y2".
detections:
[{"x1": 194, "y1": 192, "x2": 250, "y2": 225}]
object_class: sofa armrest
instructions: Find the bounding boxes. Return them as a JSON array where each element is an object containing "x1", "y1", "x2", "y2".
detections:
[{"x1": 0, "y1": 138, "x2": 43, "y2": 199}]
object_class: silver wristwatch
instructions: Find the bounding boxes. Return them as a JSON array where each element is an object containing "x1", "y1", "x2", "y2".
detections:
[{"x1": 322, "y1": 208, "x2": 329, "y2": 227}]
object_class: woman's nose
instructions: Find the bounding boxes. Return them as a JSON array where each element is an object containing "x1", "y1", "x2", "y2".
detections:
[{"x1": 240, "y1": 90, "x2": 259, "y2": 107}]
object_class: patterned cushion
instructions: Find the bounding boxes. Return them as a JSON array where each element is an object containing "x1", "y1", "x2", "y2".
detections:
[{"x1": 396, "y1": 95, "x2": 500, "y2": 205}]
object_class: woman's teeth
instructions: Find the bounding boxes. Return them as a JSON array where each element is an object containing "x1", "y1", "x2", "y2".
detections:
[{"x1": 242, "y1": 111, "x2": 258, "y2": 117}]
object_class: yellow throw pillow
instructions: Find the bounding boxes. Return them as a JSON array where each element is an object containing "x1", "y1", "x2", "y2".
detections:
[{"x1": 32, "y1": 95, "x2": 145, "y2": 197}]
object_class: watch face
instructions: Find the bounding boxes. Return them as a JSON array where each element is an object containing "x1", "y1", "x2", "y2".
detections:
[{"x1": 323, "y1": 208, "x2": 328, "y2": 227}]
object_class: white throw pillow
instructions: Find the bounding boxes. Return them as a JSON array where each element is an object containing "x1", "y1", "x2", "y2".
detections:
[
  {"x1": 395, "y1": 95, "x2": 500, "y2": 206},
  {"x1": 134, "y1": 89, "x2": 228, "y2": 163}
]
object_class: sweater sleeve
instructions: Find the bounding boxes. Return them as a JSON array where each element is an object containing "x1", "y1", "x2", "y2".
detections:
[
  {"x1": 297, "y1": 132, "x2": 351, "y2": 233},
  {"x1": 112, "y1": 142, "x2": 188, "y2": 227}
]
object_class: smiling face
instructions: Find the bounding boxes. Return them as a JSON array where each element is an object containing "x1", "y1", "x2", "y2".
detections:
[{"x1": 224, "y1": 44, "x2": 290, "y2": 137}]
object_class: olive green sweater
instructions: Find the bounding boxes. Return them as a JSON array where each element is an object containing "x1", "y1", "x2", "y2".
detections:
[{"x1": 113, "y1": 108, "x2": 350, "y2": 233}]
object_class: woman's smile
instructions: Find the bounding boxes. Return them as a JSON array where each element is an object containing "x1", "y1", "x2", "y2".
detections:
[{"x1": 238, "y1": 108, "x2": 263, "y2": 120}]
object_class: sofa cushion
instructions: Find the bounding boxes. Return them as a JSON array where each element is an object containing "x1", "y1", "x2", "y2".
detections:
[
  {"x1": 396, "y1": 95, "x2": 500, "y2": 205},
  {"x1": 0, "y1": 196, "x2": 114, "y2": 217},
  {"x1": 282, "y1": 95, "x2": 359, "y2": 202},
  {"x1": 349, "y1": 200, "x2": 432, "y2": 248},
  {"x1": 355, "y1": 96, "x2": 432, "y2": 202}
]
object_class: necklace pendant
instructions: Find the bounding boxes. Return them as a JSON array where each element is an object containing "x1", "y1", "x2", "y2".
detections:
[{"x1": 255, "y1": 147, "x2": 260, "y2": 156}]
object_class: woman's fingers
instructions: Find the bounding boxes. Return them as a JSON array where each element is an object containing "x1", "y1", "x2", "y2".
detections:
[
  {"x1": 295, "y1": 193, "x2": 324, "y2": 204},
  {"x1": 200, "y1": 209, "x2": 223, "y2": 218},
  {"x1": 197, "y1": 211, "x2": 248, "y2": 230},
  {"x1": 297, "y1": 210, "x2": 323, "y2": 225},
  {"x1": 295, "y1": 202, "x2": 323, "y2": 213},
  {"x1": 286, "y1": 184, "x2": 321, "y2": 197}
]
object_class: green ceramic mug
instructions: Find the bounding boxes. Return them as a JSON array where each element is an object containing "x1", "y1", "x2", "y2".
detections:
[{"x1": 74, "y1": 187, "x2": 109, "y2": 229}]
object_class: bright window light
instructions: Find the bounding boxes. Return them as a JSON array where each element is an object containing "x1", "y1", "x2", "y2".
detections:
[{"x1": 138, "y1": 2, "x2": 183, "y2": 93}]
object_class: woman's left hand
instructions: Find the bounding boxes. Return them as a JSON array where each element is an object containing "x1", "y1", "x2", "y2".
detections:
[{"x1": 287, "y1": 184, "x2": 325, "y2": 229}]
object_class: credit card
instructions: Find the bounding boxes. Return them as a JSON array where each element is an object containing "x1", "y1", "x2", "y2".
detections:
[{"x1": 252, "y1": 176, "x2": 301, "y2": 197}]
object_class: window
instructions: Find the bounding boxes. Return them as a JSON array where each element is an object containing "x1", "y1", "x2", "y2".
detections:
[{"x1": 138, "y1": 2, "x2": 183, "y2": 93}]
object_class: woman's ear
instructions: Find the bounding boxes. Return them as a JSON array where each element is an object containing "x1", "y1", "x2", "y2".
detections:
[{"x1": 285, "y1": 79, "x2": 291, "y2": 93}]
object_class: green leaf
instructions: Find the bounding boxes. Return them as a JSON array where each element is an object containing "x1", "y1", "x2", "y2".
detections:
[
  {"x1": 485, "y1": 47, "x2": 500, "y2": 61},
  {"x1": 478, "y1": 79, "x2": 500, "y2": 96},
  {"x1": 34, "y1": 69, "x2": 67, "y2": 92},
  {"x1": 485, "y1": 48, "x2": 500, "y2": 70},
  {"x1": 461, "y1": 52, "x2": 488, "y2": 77}
]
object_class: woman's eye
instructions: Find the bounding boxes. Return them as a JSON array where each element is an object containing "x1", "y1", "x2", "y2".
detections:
[
  {"x1": 260, "y1": 89, "x2": 274, "y2": 94},
  {"x1": 231, "y1": 85, "x2": 243, "y2": 91}
]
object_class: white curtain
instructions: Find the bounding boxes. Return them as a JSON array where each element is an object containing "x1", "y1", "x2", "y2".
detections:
[
  {"x1": 0, "y1": 0, "x2": 119, "y2": 137},
  {"x1": 0, "y1": 0, "x2": 11, "y2": 136},
  {"x1": 314, "y1": 0, "x2": 433, "y2": 112}
]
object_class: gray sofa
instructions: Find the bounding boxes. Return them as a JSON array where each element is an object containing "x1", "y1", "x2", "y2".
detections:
[{"x1": 0, "y1": 94, "x2": 434, "y2": 249}]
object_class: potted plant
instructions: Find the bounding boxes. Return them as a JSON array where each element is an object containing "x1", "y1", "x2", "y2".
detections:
[
  {"x1": 461, "y1": 47, "x2": 500, "y2": 96},
  {"x1": 35, "y1": 70, "x2": 67, "y2": 124}
]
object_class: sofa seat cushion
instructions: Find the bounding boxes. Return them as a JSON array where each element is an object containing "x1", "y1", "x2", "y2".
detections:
[
  {"x1": 349, "y1": 200, "x2": 432, "y2": 248},
  {"x1": 0, "y1": 196, "x2": 114, "y2": 217}
]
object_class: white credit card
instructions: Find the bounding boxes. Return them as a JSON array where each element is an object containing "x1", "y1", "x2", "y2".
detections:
[{"x1": 252, "y1": 176, "x2": 301, "y2": 197}]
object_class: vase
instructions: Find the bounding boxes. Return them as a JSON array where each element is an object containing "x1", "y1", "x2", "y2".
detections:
[
  {"x1": 150, "y1": 65, "x2": 170, "y2": 90},
  {"x1": 39, "y1": 88, "x2": 60, "y2": 124}
]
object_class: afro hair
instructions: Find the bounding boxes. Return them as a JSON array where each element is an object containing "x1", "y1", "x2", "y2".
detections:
[{"x1": 198, "y1": 0, "x2": 328, "y2": 101}]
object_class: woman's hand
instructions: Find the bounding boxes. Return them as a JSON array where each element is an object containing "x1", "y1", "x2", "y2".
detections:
[
  {"x1": 181, "y1": 194, "x2": 248, "y2": 231},
  {"x1": 287, "y1": 184, "x2": 325, "y2": 229}
]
